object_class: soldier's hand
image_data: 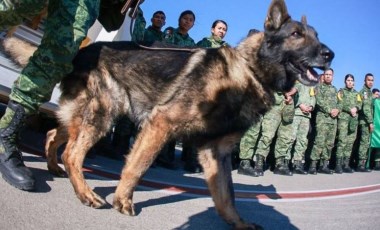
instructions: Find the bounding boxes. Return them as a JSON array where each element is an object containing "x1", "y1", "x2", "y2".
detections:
[
  {"x1": 369, "y1": 123, "x2": 374, "y2": 133},
  {"x1": 350, "y1": 107, "x2": 358, "y2": 117}
]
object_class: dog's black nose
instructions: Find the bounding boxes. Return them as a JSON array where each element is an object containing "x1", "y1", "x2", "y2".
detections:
[{"x1": 321, "y1": 44, "x2": 335, "y2": 63}]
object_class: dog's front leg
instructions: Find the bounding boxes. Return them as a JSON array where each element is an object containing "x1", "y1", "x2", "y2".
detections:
[
  {"x1": 113, "y1": 113, "x2": 171, "y2": 215},
  {"x1": 199, "y1": 136, "x2": 262, "y2": 230}
]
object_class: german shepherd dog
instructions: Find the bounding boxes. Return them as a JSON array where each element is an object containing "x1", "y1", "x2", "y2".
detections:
[{"x1": 3, "y1": 0, "x2": 333, "y2": 228}]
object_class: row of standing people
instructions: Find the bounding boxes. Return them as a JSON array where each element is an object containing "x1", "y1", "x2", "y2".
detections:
[{"x1": 238, "y1": 68, "x2": 379, "y2": 177}]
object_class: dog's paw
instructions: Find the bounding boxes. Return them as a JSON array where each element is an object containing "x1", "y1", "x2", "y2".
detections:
[
  {"x1": 113, "y1": 197, "x2": 135, "y2": 216},
  {"x1": 78, "y1": 191, "x2": 106, "y2": 209}
]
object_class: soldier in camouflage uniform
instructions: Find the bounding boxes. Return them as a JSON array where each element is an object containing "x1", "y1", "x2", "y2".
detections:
[
  {"x1": 132, "y1": 9, "x2": 166, "y2": 44},
  {"x1": 357, "y1": 73, "x2": 375, "y2": 172},
  {"x1": 237, "y1": 116, "x2": 262, "y2": 177},
  {"x1": 196, "y1": 19, "x2": 229, "y2": 48},
  {"x1": 335, "y1": 74, "x2": 362, "y2": 173},
  {"x1": 309, "y1": 68, "x2": 340, "y2": 175},
  {"x1": 288, "y1": 81, "x2": 316, "y2": 175},
  {"x1": 0, "y1": 0, "x2": 138, "y2": 191},
  {"x1": 252, "y1": 89, "x2": 296, "y2": 177},
  {"x1": 163, "y1": 10, "x2": 196, "y2": 47}
]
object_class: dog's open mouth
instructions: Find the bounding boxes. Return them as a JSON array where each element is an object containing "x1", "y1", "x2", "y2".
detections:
[{"x1": 289, "y1": 61, "x2": 323, "y2": 86}]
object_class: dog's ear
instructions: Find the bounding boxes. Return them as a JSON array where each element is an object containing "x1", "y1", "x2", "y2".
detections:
[
  {"x1": 301, "y1": 15, "x2": 307, "y2": 26},
  {"x1": 264, "y1": 0, "x2": 291, "y2": 31}
]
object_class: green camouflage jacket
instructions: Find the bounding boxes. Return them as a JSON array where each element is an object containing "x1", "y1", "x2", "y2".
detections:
[
  {"x1": 337, "y1": 87, "x2": 362, "y2": 121},
  {"x1": 143, "y1": 26, "x2": 164, "y2": 43},
  {"x1": 315, "y1": 83, "x2": 340, "y2": 122},
  {"x1": 294, "y1": 81, "x2": 316, "y2": 118},
  {"x1": 196, "y1": 36, "x2": 229, "y2": 48},
  {"x1": 163, "y1": 27, "x2": 195, "y2": 47}
]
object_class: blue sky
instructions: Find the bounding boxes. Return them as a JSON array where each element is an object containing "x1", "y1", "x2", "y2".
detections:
[{"x1": 141, "y1": 0, "x2": 379, "y2": 90}]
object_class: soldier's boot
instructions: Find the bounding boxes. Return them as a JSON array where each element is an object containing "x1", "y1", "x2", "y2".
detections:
[
  {"x1": 342, "y1": 157, "x2": 354, "y2": 173},
  {"x1": 253, "y1": 155, "x2": 265, "y2": 176},
  {"x1": 273, "y1": 157, "x2": 293, "y2": 176},
  {"x1": 334, "y1": 158, "x2": 343, "y2": 174},
  {"x1": 356, "y1": 160, "x2": 371, "y2": 172},
  {"x1": 293, "y1": 160, "x2": 308, "y2": 175},
  {"x1": 373, "y1": 161, "x2": 380, "y2": 171},
  {"x1": 0, "y1": 101, "x2": 35, "y2": 191},
  {"x1": 318, "y1": 160, "x2": 333, "y2": 174},
  {"x1": 308, "y1": 160, "x2": 318, "y2": 175},
  {"x1": 237, "y1": 160, "x2": 259, "y2": 177}
]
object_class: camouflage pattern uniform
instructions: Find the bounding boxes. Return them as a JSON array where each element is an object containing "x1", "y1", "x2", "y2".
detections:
[
  {"x1": 253, "y1": 92, "x2": 295, "y2": 176},
  {"x1": 0, "y1": 0, "x2": 103, "y2": 190},
  {"x1": 196, "y1": 36, "x2": 229, "y2": 48},
  {"x1": 143, "y1": 25, "x2": 164, "y2": 43},
  {"x1": 163, "y1": 27, "x2": 195, "y2": 47},
  {"x1": 0, "y1": 0, "x2": 100, "y2": 113},
  {"x1": 335, "y1": 87, "x2": 362, "y2": 173},
  {"x1": 309, "y1": 82, "x2": 340, "y2": 171},
  {"x1": 239, "y1": 117, "x2": 262, "y2": 160},
  {"x1": 357, "y1": 85, "x2": 374, "y2": 168},
  {"x1": 289, "y1": 82, "x2": 316, "y2": 170}
]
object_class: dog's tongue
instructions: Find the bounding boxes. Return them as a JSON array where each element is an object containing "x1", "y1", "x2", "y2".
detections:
[{"x1": 306, "y1": 67, "x2": 319, "y2": 82}]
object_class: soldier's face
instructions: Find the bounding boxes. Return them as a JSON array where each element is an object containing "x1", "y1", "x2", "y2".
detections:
[
  {"x1": 211, "y1": 22, "x2": 227, "y2": 39},
  {"x1": 345, "y1": 77, "x2": 354, "y2": 89},
  {"x1": 365, "y1": 76, "x2": 374, "y2": 89},
  {"x1": 323, "y1": 70, "x2": 333, "y2": 84},
  {"x1": 151, "y1": 13, "x2": 166, "y2": 29}
]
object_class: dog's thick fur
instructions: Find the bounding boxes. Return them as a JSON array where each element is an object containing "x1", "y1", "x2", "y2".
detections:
[{"x1": 4, "y1": 0, "x2": 333, "y2": 228}]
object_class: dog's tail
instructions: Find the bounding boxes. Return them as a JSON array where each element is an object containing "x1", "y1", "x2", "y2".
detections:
[{"x1": 2, "y1": 37, "x2": 37, "y2": 68}]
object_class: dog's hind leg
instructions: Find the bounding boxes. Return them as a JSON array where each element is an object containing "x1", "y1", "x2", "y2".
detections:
[
  {"x1": 45, "y1": 126, "x2": 68, "y2": 177},
  {"x1": 113, "y1": 112, "x2": 170, "y2": 216},
  {"x1": 198, "y1": 134, "x2": 261, "y2": 229},
  {"x1": 62, "y1": 123, "x2": 107, "y2": 208}
]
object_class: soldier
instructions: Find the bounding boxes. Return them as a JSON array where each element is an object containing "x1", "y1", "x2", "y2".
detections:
[
  {"x1": 357, "y1": 73, "x2": 375, "y2": 172},
  {"x1": 163, "y1": 10, "x2": 196, "y2": 47},
  {"x1": 335, "y1": 74, "x2": 362, "y2": 173},
  {"x1": 0, "y1": 0, "x2": 140, "y2": 191},
  {"x1": 288, "y1": 81, "x2": 316, "y2": 174},
  {"x1": 196, "y1": 19, "x2": 229, "y2": 48},
  {"x1": 237, "y1": 117, "x2": 262, "y2": 177},
  {"x1": 253, "y1": 89, "x2": 296, "y2": 177},
  {"x1": 132, "y1": 10, "x2": 166, "y2": 44},
  {"x1": 309, "y1": 68, "x2": 340, "y2": 175}
]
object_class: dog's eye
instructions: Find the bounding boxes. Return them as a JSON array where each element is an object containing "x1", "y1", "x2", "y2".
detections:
[{"x1": 291, "y1": 31, "x2": 301, "y2": 38}]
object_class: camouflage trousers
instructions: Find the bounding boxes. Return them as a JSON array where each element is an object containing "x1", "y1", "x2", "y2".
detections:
[
  {"x1": 335, "y1": 118, "x2": 357, "y2": 159},
  {"x1": 239, "y1": 117, "x2": 262, "y2": 160},
  {"x1": 358, "y1": 123, "x2": 371, "y2": 160},
  {"x1": 289, "y1": 115, "x2": 310, "y2": 162},
  {"x1": 310, "y1": 113, "x2": 337, "y2": 161},
  {"x1": 255, "y1": 104, "x2": 293, "y2": 160},
  {"x1": 0, "y1": 0, "x2": 100, "y2": 113}
]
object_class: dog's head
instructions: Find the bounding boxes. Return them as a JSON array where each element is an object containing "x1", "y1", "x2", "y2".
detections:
[{"x1": 258, "y1": 0, "x2": 334, "y2": 91}]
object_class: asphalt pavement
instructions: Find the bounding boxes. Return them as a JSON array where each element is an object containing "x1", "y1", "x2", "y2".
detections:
[{"x1": 0, "y1": 125, "x2": 380, "y2": 230}]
